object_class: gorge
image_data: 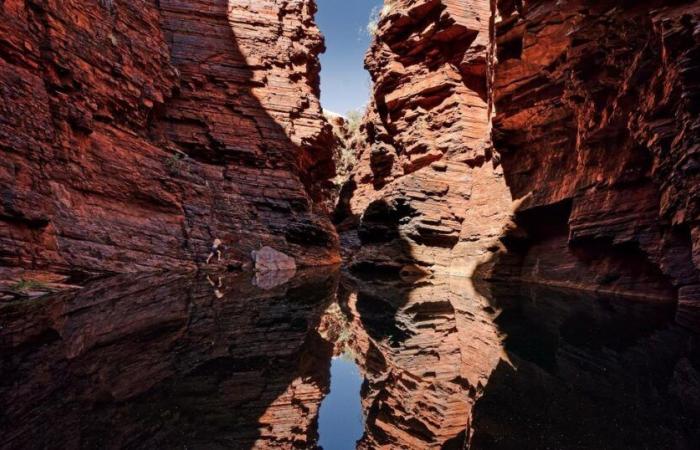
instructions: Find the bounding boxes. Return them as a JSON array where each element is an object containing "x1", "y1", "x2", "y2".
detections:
[{"x1": 1, "y1": 0, "x2": 699, "y2": 448}]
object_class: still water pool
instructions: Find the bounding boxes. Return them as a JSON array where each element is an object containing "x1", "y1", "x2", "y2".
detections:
[{"x1": 0, "y1": 269, "x2": 698, "y2": 449}]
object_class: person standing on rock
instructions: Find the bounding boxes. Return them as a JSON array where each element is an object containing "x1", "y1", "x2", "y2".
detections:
[{"x1": 206, "y1": 238, "x2": 225, "y2": 264}]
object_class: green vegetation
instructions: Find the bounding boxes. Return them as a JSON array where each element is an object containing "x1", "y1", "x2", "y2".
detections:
[
  {"x1": 165, "y1": 152, "x2": 187, "y2": 174},
  {"x1": 11, "y1": 279, "x2": 49, "y2": 293},
  {"x1": 330, "y1": 108, "x2": 366, "y2": 186},
  {"x1": 345, "y1": 109, "x2": 363, "y2": 134},
  {"x1": 367, "y1": 3, "x2": 394, "y2": 36}
]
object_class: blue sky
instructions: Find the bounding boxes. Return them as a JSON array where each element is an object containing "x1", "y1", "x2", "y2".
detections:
[{"x1": 316, "y1": 0, "x2": 383, "y2": 116}]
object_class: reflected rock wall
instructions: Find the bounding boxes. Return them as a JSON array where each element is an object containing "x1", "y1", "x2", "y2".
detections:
[
  {"x1": 340, "y1": 275, "x2": 504, "y2": 449},
  {"x1": 0, "y1": 270, "x2": 338, "y2": 449},
  {"x1": 471, "y1": 281, "x2": 700, "y2": 449},
  {"x1": 1, "y1": 268, "x2": 697, "y2": 449}
]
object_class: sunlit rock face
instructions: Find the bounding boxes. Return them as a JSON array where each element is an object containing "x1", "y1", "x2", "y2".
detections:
[
  {"x1": 336, "y1": 0, "x2": 515, "y2": 276},
  {"x1": 0, "y1": 0, "x2": 338, "y2": 275},
  {"x1": 0, "y1": 270, "x2": 338, "y2": 449},
  {"x1": 487, "y1": 0, "x2": 700, "y2": 327}
]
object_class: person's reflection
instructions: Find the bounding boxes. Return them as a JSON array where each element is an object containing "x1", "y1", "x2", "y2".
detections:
[{"x1": 206, "y1": 274, "x2": 224, "y2": 299}]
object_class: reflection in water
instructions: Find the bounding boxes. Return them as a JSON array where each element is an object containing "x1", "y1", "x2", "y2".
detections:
[
  {"x1": 318, "y1": 354, "x2": 364, "y2": 450},
  {"x1": 0, "y1": 270, "x2": 338, "y2": 449},
  {"x1": 344, "y1": 275, "x2": 504, "y2": 449},
  {"x1": 470, "y1": 282, "x2": 700, "y2": 449},
  {"x1": 0, "y1": 269, "x2": 698, "y2": 449}
]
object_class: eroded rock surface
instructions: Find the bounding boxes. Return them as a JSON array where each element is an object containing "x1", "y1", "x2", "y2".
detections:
[
  {"x1": 336, "y1": 0, "x2": 515, "y2": 276},
  {"x1": 486, "y1": 0, "x2": 700, "y2": 328},
  {"x1": 336, "y1": 0, "x2": 700, "y2": 328},
  {"x1": 0, "y1": 0, "x2": 338, "y2": 276}
]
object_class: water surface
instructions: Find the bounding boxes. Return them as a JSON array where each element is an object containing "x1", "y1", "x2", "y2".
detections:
[
  {"x1": 0, "y1": 269, "x2": 697, "y2": 449},
  {"x1": 318, "y1": 354, "x2": 364, "y2": 450}
]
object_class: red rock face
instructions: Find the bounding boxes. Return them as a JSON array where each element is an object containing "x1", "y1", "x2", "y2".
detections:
[
  {"x1": 339, "y1": 0, "x2": 700, "y2": 327},
  {"x1": 0, "y1": 0, "x2": 338, "y2": 275},
  {"x1": 488, "y1": 0, "x2": 700, "y2": 327},
  {"x1": 337, "y1": 0, "x2": 515, "y2": 276}
]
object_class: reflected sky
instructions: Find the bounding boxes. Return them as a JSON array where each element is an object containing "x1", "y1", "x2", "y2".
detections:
[{"x1": 318, "y1": 354, "x2": 364, "y2": 450}]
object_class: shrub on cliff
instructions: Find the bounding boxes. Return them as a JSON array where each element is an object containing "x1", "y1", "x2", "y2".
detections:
[{"x1": 367, "y1": 3, "x2": 395, "y2": 36}]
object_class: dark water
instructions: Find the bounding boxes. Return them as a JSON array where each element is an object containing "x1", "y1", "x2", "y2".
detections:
[{"x1": 0, "y1": 269, "x2": 698, "y2": 450}]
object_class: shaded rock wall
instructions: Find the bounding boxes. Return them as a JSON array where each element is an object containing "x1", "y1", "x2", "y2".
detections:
[
  {"x1": 487, "y1": 0, "x2": 700, "y2": 327},
  {"x1": 339, "y1": 0, "x2": 699, "y2": 327},
  {"x1": 336, "y1": 0, "x2": 515, "y2": 276},
  {"x1": 0, "y1": 0, "x2": 338, "y2": 275}
]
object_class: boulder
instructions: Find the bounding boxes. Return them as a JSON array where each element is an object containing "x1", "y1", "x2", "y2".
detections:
[{"x1": 251, "y1": 247, "x2": 297, "y2": 272}]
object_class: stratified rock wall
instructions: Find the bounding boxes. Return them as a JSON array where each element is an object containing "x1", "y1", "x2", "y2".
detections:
[
  {"x1": 0, "y1": 0, "x2": 338, "y2": 275},
  {"x1": 338, "y1": 0, "x2": 514, "y2": 276},
  {"x1": 489, "y1": 0, "x2": 700, "y2": 326}
]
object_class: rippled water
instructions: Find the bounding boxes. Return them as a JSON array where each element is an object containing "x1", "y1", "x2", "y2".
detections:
[{"x1": 0, "y1": 269, "x2": 698, "y2": 449}]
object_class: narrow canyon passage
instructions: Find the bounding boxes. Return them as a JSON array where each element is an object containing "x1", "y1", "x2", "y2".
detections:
[{"x1": 0, "y1": 0, "x2": 699, "y2": 449}]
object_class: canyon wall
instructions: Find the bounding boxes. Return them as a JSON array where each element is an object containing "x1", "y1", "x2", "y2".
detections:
[
  {"x1": 0, "y1": 0, "x2": 338, "y2": 276},
  {"x1": 487, "y1": 0, "x2": 700, "y2": 327},
  {"x1": 336, "y1": 0, "x2": 515, "y2": 276},
  {"x1": 339, "y1": 0, "x2": 699, "y2": 327}
]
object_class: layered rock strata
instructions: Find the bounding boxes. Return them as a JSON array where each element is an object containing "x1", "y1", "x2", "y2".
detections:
[
  {"x1": 0, "y1": 0, "x2": 338, "y2": 276},
  {"x1": 336, "y1": 0, "x2": 514, "y2": 276},
  {"x1": 486, "y1": 0, "x2": 700, "y2": 327},
  {"x1": 339, "y1": 0, "x2": 700, "y2": 328}
]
